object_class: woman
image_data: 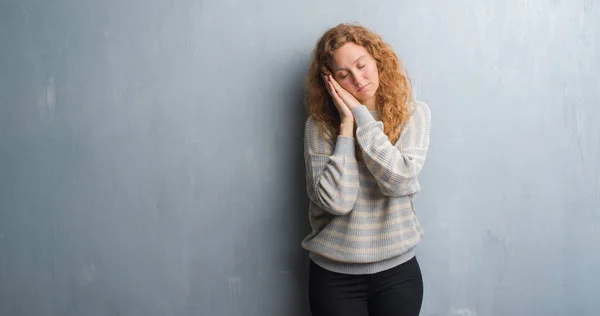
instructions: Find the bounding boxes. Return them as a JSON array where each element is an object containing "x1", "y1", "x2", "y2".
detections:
[{"x1": 301, "y1": 23, "x2": 431, "y2": 316}]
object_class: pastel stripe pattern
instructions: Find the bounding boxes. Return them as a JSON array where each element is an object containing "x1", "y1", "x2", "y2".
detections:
[{"x1": 301, "y1": 101, "x2": 431, "y2": 275}]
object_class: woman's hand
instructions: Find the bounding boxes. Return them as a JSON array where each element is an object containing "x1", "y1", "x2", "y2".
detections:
[
  {"x1": 323, "y1": 74, "x2": 362, "y2": 111},
  {"x1": 322, "y1": 74, "x2": 354, "y2": 125}
]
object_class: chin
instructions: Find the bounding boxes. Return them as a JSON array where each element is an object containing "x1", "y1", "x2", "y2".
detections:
[{"x1": 357, "y1": 92, "x2": 376, "y2": 104}]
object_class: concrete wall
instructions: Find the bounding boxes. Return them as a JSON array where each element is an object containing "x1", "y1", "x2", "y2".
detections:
[{"x1": 1, "y1": 0, "x2": 599, "y2": 315}]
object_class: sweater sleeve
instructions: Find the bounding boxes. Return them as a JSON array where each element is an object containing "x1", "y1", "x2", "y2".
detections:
[
  {"x1": 304, "y1": 116, "x2": 360, "y2": 215},
  {"x1": 352, "y1": 101, "x2": 431, "y2": 197}
]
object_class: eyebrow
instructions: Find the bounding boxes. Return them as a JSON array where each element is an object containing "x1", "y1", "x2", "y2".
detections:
[{"x1": 333, "y1": 55, "x2": 366, "y2": 72}]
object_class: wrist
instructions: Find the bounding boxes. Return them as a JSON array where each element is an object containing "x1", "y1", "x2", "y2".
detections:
[
  {"x1": 339, "y1": 121, "x2": 354, "y2": 137},
  {"x1": 351, "y1": 105, "x2": 375, "y2": 126}
]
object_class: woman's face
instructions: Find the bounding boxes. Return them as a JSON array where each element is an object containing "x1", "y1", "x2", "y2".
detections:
[{"x1": 329, "y1": 42, "x2": 379, "y2": 107}]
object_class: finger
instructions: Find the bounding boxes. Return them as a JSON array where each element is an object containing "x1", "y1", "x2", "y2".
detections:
[
  {"x1": 322, "y1": 74, "x2": 334, "y2": 95},
  {"x1": 327, "y1": 77, "x2": 346, "y2": 103},
  {"x1": 329, "y1": 76, "x2": 351, "y2": 99},
  {"x1": 330, "y1": 85, "x2": 351, "y2": 115},
  {"x1": 327, "y1": 80, "x2": 342, "y2": 103},
  {"x1": 328, "y1": 75, "x2": 359, "y2": 109},
  {"x1": 327, "y1": 76, "x2": 342, "y2": 96},
  {"x1": 328, "y1": 75, "x2": 341, "y2": 91},
  {"x1": 326, "y1": 81, "x2": 344, "y2": 107}
]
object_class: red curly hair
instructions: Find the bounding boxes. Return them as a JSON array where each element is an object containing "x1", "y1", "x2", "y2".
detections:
[{"x1": 305, "y1": 23, "x2": 414, "y2": 148}]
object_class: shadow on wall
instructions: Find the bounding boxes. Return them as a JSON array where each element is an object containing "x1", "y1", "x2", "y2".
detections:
[{"x1": 284, "y1": 57, "x2": 313, "y2": 316}]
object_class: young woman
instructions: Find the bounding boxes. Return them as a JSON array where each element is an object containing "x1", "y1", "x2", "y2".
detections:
[{"x1": 301, "y1": 23, "x2": 432, "y2": 316}]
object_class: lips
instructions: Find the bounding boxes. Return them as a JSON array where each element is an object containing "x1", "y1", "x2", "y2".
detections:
[{"x1": 357, "y1": 83, "x2": 370, "y2": 93}]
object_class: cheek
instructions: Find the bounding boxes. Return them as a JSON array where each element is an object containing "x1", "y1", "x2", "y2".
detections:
[
  {"x1": 339, "y1": 80, "x2": 355, "y2": 93},
  {"x1": 367, "y1": 65, "x2": 379, "y2": 81}
]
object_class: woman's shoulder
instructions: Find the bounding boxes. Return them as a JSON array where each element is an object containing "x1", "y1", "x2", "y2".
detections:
[
  {"x1": 304, "y1": 115, "x2": 336, "y2": 143},
  {"x1": 304, "y1": 115, "x2": 324, "y2": 136},
  {"x1": 410, "y1": 100, "x2": 431, "y2": 121},
  {"x1": 413, "y1": 100, "x2": 430, "y2": 114},
  {"x1": 304, "y1": 115, "x2": 320, "y2": 133}
]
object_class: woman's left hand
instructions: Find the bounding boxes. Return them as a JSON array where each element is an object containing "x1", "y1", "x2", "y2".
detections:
[{"x1": 326, "y1": 75, "x2": 362, "y2": 111}]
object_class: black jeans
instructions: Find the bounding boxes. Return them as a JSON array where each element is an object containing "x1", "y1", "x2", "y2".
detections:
[{"x1": 308, "y1": 256, "x2": 424, "y2": 316}]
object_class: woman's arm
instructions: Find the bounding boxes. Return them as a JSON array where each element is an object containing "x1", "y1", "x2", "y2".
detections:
[
  {"x1": 353, "y1": 102, "x2": 431, "y2": 197},
  {"x1": 304, "y1": 117, "x2": 360, "y2": 215}
]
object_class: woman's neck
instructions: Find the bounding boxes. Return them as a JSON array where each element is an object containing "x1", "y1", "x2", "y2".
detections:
[{"x1": 363, "y1": 97, "x2": 377, "y2": 111}]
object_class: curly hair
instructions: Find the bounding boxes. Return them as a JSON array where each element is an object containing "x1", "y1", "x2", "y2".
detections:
[{"x1": 304, "y1": 23, "x2": 414, "y2": 150}]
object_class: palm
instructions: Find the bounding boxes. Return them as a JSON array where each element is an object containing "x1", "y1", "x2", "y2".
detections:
[
  {"x1": 322, "y1": 75, "x2": 360, "y2": 123},
  {"x1": 329, "y1": 77, "x2": 361, "y2": 110}
]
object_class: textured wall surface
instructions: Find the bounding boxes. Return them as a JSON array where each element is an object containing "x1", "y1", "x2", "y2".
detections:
[{"x1": 1, "y1": 0, "x2": 599, "y2": 315}]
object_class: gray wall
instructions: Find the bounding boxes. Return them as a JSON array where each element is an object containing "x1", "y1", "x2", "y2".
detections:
[{"x1": 1, "y1": 0, "x2": 599, "y2": 315}]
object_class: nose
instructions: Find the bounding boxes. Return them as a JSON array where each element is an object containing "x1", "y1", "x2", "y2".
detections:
[{"x1": 352, "y1": 74, "x2": 363, "y2": 87}]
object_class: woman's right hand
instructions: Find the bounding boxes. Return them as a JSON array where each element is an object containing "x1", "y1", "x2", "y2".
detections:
[{"x1": 322, "y1": 74, "x2": 354, "y2": 126}]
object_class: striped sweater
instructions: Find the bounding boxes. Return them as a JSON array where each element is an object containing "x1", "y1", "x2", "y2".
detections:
[{"x1": 301, "y1": 101, "x2": 431, "y2": 275}]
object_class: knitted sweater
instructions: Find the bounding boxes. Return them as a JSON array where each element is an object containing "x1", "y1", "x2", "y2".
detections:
[{"x1": 301, "y1": 101, "x2": 431, "y2": 275}]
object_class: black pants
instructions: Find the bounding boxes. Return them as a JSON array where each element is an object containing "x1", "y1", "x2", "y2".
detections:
[{"x1": 308, "y1": 256, "x2": 424, "y2": 316}]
